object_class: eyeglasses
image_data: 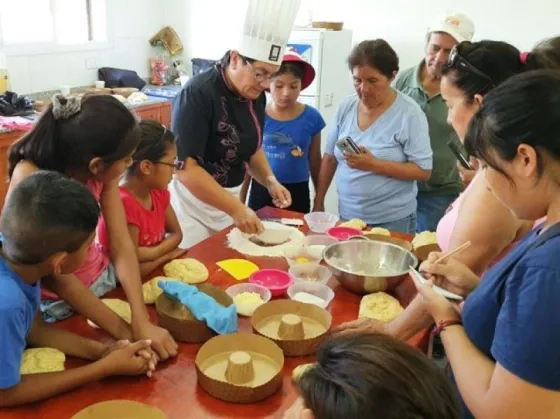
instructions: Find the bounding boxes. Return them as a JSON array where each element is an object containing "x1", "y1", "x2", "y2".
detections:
[
  {"x1": 448, "y1": 46, "x2": 495, "y2": 87},
  {"x1": 155, "y1": 156, "x2": 184, "y2": 171},
  {"x1": 133, "y1": 125, "x2": 185, "y2": 171},
  {"x1": 245, "y1": 60, "x2": 273, "y2": 83}
]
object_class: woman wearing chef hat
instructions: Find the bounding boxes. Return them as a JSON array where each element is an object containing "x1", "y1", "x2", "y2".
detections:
[
  {"x1": 244, "y1": 50, "x2": 325, "y2": 214},
  {"x1": 170, "y1": 0, "x2": 300, "y2": 248}
]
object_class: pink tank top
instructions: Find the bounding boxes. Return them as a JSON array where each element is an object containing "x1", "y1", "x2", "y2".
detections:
[
  {"x1": 41, "y1": 179, "x2": 110, "y2": 301},
  {"x1": 436, "y1": 173, "x2": 544, "y2": 268}
]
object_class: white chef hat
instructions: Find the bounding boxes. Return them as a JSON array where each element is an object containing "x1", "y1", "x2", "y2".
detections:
[{"x1": 236, "y1": 0, "x2": 302, "y2": 65}]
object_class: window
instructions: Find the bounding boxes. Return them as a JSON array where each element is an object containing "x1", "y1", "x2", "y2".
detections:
[{"x1": 0, "y1": 0, "x2": 108, "y2": 53}]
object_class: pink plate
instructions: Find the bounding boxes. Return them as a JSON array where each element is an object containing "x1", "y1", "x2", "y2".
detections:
[
  {"x1": 327, "y1": 226, "x2": 363, "y2": 241},
  {"x1": 249, "y1": 269, "x2": 294, "y2": 297}
]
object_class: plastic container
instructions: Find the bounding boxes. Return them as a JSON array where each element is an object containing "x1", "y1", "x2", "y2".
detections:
[
  {"x1": 327, "y1": 226, "x2": 363, "y2": 241},
  {"x1": 226, "y1": 283, "x2": 272, "y2": 317},
  {"x1": 288, "y1": 263, "x2": 332, "y2": 285},
  {"x1": 303, "y1": 212, "x2": 339, "y2": 233},
  {"x1": 225, "y1": 283, "x2": 272, "y2": 302},
  {"x1": 283, "y1": 245, "x2": 322, "y2": 267},
  {"x1": 304, "y1": 235, "x2": 338, "y2": 260},
  {"x1": 287, "y1": 282, "x2": 335, "y2": 309},
  {"x1": 249, "y1": 269, "x2": 294, "y2": 297}
]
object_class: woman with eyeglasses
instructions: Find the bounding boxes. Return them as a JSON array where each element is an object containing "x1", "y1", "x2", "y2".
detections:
[
  {"x1": 169, "y1": 0, "x2": 300, "y2": 249},
  {"x1": 98, "y1": 120, "x2": 185, "y2": 276},
  {"x1": 413, "y1": 70, "x2": 560, "y2": 419},
  {"x1": 313, "y1": 39, "x2": 433, "y2": 234}
]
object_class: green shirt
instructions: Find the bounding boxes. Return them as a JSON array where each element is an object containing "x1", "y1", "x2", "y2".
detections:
[{"x1": 394, "y1": 61, "x2": 463, "y2": 195}]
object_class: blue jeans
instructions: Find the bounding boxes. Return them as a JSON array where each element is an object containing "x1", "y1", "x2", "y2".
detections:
[
  {"x1": 416, "y1": 193, "x2": 458, "y2": 232},
  {"x1": 40, "y1": 264, "x2": 118, "y2": 323},
  {"x1": 370, "y1": 213, "x2": 417, "y2": 235}
]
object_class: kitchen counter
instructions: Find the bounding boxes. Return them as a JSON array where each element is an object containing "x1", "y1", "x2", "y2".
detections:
[
  {"x1": 0, "y1": 88, "x2": 178, "y2": 208},
  {"x1": 0, "y1": 85, "x2": 181, "y2": 134}
]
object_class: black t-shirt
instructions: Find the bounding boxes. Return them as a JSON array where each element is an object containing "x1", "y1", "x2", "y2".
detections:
[{"x1": 171, "y1": 64, "x2": 266, "y2": 188}]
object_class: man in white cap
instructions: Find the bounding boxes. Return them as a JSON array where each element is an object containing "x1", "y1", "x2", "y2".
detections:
[
  {"x1": 395, "y1": 12, "x2": 475, "y2": 232},
  {"x1": 170, "y1": 0, "x2": 301, "y2": 248}
]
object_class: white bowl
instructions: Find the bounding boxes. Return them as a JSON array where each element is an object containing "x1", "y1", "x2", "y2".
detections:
[
  {"x1": 287, "y1": 282, "x2": 335, "y2": 309},
  {"x1": 304, "y1": 235, "x2": 338, "y2": 260},
  {"x1": 288, "y1": 263, "x2": 332, "y2": 285},
  {"x1": 283, "y1": 245, "x2": 322, "y2": 267},
  {"x1": 225, "y1": 283, "x2": 272, "y2": 301},
  {"x1": 304, "y1": 212, "x2": 339, "y2": 233},
  {"x1": 225, "y1": 283, "x2": 272, "y2": 316}
]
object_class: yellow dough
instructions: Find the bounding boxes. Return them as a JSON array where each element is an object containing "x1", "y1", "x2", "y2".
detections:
[
  {"x1": 292, "y1": 363, "x2": 315, "y2": 382},
  {"x1": 142, "y1": 277, "x2": 172, "y2": 304},
  {"x1": 163, "y1": 258, "x2": 209, "y2": 284},
  {"x1": 340, "y1": 218, "x2": 367, "y2": 230},
  {"x1": 216, "y1": 259, "x2": 259, "y2": 281},
  {"x1": 368, "y1": 227, "x2": 391, "y2": 236},
  {"x1": 20, "y1": 348, "x2": 65, "y2": 375},
  {"x1": 412, "y1": 231, "x2": 438, "y2": 249},
  {"x1": 359, "y1": 292, "x2": 404, "y2": 323},
  {"x1": 87, "y1": 299, "x2": 132, "y2": 328}
]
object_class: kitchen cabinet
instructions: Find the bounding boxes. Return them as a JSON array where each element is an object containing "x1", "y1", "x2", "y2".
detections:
[
  {"x1": 0, "y1": 130, "x2": 23, "y2": 210},
  {"x1": 0, "y1": 101, "x2": 173, "y2": 210},
  {"x1": 134, "y1": 102, "x2": 172, "y2": 128}
]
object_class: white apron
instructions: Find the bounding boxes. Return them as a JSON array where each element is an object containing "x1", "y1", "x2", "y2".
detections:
[{"x1": 169, "y1": 176, "x2": 242, "y2": 249}]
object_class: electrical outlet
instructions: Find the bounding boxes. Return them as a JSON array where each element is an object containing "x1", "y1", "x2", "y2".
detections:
[{"x1": 85, "y1": 58, "x2": 98, "y2": 70}]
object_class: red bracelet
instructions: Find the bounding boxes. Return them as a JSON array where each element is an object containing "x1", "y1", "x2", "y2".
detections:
[{"x1": 431, "y1": 319, "x2": 463, "y2": 336}]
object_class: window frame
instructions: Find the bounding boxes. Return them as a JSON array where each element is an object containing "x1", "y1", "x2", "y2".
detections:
[{"x1": 0, "y1": 0, "x2": 112, "y2": 57}]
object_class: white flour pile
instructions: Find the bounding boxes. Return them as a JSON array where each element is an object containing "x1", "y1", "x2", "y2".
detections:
[{"x1": 227, "y1": 221, "x2": 305, "y2": 257}]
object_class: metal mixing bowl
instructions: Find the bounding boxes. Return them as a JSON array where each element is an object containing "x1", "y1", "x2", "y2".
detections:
[{"x1": 323, "y1": 240, "x2": 418, "y2": 295}]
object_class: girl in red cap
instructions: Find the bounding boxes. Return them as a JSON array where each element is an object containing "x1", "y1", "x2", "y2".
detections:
[{"x1": 242, "y1": 50, "x2": 325, "y2": 213}]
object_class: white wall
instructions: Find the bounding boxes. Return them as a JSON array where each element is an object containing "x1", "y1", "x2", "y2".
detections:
[
  {"x1": 177, "y1": 0, "x2": 559, "y2": 70},
  {"x1": 6, "y1": 0, "x2": 166, "y2": 94},
  {"x1": 300, "y1": 0, "x2": 559, "y2": 68},
  {"x1": 6, "y1": 0, "x2": 558, "y2": 94}
]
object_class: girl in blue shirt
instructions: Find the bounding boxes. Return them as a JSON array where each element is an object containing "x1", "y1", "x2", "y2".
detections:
[
  {"x1": 244, "y1": 51, "x2": 325, "y2": 213},
  {"x1": 414, "y1": 70, "x2": 560, "y2": 419}
]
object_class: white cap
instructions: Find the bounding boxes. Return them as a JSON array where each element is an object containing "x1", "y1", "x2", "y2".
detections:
[
  {"x1": 427, "y1": 12, "x2": 475, "y2": 43},
  {"x1": 236, "y1": 0, "x2": 302, "y2": 65}
]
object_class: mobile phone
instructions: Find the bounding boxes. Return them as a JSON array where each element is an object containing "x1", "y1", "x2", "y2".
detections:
[
  {"x1": 336, "y1": 137, "x2": 362, "y2": 154},
  {"x1": 447, "y1": 140, "x2": 473, "y2": 170}
]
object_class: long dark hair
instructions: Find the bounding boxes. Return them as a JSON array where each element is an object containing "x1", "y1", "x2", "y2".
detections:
[
  {"x1": 465, "y1": 70, "x2": 560, "y2": 181},
  {"x1": 526, "y1": 36, "x2": 560, "y2": 70},
  {"x1": 297, "y1": 332, "x2": 461, "y2": 419},
  {"x1": 442, "y1": 40, "x2": 525, "y2": 103},
  {"x1": 8, "y1": 94, "x2": 140, "y2": 178}
]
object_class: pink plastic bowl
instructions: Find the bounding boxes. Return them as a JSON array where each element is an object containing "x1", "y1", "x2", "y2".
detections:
[
  {"x1": 249, "y1": 269, "x2": 295, "y2": 297},
  {"x1": 327, "y1": 226, "x2": 363, "y2": 241}
]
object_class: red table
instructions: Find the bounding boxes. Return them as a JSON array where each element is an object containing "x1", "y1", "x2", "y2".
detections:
[{"x1": 1, "y1": 208, "x2": 429, "y2": 419}]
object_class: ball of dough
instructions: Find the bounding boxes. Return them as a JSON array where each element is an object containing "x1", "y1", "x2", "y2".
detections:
[
  {"x1": 340, "y1": 218, "x2": 367, "y2": 230},
  {"x1": 359, "y1": 292, "x2": 403, "y2": 322},
  {"x1": 20, "y1": 348, "x2": 65, "y2": 375},
  {"x1": 87, "y1": 299, "x2": 131, "y2": 328},
  {"x1": 412, "y1": 231, "x2": 438, "y2": 249},
  {"x1": 292, "y1": 363, "x2": 315, "y2": 382},
  {"x1": 368, "y1": 227, "x2": 391, "y2": 236},
  {"x1": 163, "y1": 258, "x2": 209, "y2": 284},
  {"x1": 142, "y1": 276, "x2": 169, "y2": 304}
]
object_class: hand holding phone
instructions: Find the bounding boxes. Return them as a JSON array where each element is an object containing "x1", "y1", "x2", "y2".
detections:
[
  {"x1": 447, "y1": 140, "x2": 473, "y2": 170},
  {"x1": 336, "y1": 137, "x2": 362, "y2": 155}
]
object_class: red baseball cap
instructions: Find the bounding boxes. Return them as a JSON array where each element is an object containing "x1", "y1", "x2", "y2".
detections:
[{"x1": 280, "y1": 49, "x2": 316, "y2": 90}]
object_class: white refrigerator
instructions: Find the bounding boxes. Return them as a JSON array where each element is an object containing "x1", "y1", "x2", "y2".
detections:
[{"x1": 285, "y1": 28, "x2": 354, "y2": 215}]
